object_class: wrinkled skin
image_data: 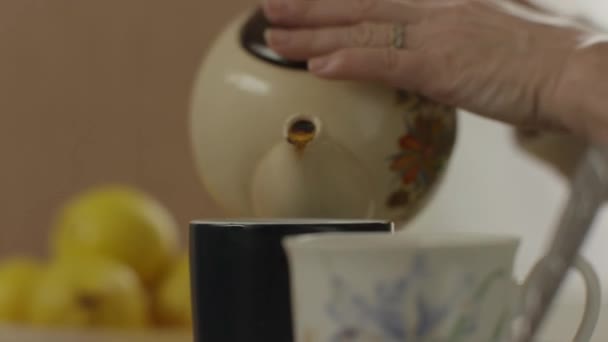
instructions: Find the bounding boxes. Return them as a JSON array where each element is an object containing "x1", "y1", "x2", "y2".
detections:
[{"x1": 262, "y1": 0, "x2": 606, "y2": 140}]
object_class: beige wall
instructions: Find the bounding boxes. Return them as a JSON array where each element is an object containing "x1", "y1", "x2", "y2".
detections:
[{"x1": 0, "y1": 1, "x2": 253, "y2": 257}]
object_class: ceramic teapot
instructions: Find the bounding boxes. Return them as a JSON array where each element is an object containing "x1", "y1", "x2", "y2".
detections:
[{"x1": 189, "y1": 8, "x2": 458, "y2": 222}]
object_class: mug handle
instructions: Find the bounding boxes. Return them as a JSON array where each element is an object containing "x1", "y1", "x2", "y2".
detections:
[{"x1": 514, "y1": 255, "x2": 601, "y2": 342}]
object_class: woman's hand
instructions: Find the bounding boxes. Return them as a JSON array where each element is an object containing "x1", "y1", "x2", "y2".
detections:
[{"x1": 262, "y1": 0, "x2": 596, "y2": 134}]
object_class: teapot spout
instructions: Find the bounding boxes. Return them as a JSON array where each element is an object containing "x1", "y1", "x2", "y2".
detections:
[
  {"x1": 250, "y1": 119, "x2": 376, "y2": 218},
  {"x1": 285, "y1": 116, "x2": 319, "y2": 151}
]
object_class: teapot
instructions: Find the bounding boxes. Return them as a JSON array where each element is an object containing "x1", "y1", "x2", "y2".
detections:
[{"x1": 189, "y1": 8, "x2": 458, "y2": 223}]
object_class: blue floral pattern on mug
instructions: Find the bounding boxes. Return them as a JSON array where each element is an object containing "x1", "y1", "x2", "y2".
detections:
[{"x1": 325, "y1": 254, "x2": 509, "y2": 341}]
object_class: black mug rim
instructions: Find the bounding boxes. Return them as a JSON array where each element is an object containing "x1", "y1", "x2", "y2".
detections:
[
  {"x1": 190, "y1": 219, "x2": 395, "y2": 232},
  {"x1": 190, "y1": 218, "x2": 393, "y2": 224}
]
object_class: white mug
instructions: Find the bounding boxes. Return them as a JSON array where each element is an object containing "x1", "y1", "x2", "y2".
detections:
[{"x1": 283, "y1": 232, "x2": 601, "y2": 342}]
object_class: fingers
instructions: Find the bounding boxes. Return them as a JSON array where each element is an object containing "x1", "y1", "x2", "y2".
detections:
[
  {"x1": 307, "y1": 48, "x2": 425, "y2": 90},
  {"x1": 262, "y1": 0, "x2": 426, "y2": 27},
  {"x1": 265, "y1": 23, "x2": 397, "y2": 60}
]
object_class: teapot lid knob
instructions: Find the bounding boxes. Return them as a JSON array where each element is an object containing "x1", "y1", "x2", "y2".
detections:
[{"x1": 240, "y1": 8, "x2": 308, "y2": 70}]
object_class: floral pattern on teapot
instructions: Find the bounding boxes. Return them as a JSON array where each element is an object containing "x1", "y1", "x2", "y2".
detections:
[
  {"x1": 386, "y1": 91, "x2": 457, "y2": 212},
  {"x1": 324, "y1": 254, "x2": 510, "y2": 342}
]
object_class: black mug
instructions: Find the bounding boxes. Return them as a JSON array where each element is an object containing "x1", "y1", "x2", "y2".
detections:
[{"x1": 189, "y1": 219, "x2": 393, "y2": 342}]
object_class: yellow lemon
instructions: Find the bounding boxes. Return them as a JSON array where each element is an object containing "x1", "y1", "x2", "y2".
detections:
[
  {"x1": 52, "y1": 184, "x2": 180, "y2": 285},
  {"x1": 0, "y1": 258, "x2": 42, "y2": 323},
  {"x1": 155, "y1": 253, "x2": 192, "y2": 328},
  {"x1": 28, "y1": 255, "x2": 149, "y2": 329}
]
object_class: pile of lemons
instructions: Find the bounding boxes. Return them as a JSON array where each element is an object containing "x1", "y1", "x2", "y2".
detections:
[{"x1": 0, "y1": 185, "x2": 192, "y2": 332}]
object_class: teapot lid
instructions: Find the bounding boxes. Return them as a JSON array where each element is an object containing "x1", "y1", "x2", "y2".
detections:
[{"x1": 240, "y1": 8, "x2": 308, "y2": 70}]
